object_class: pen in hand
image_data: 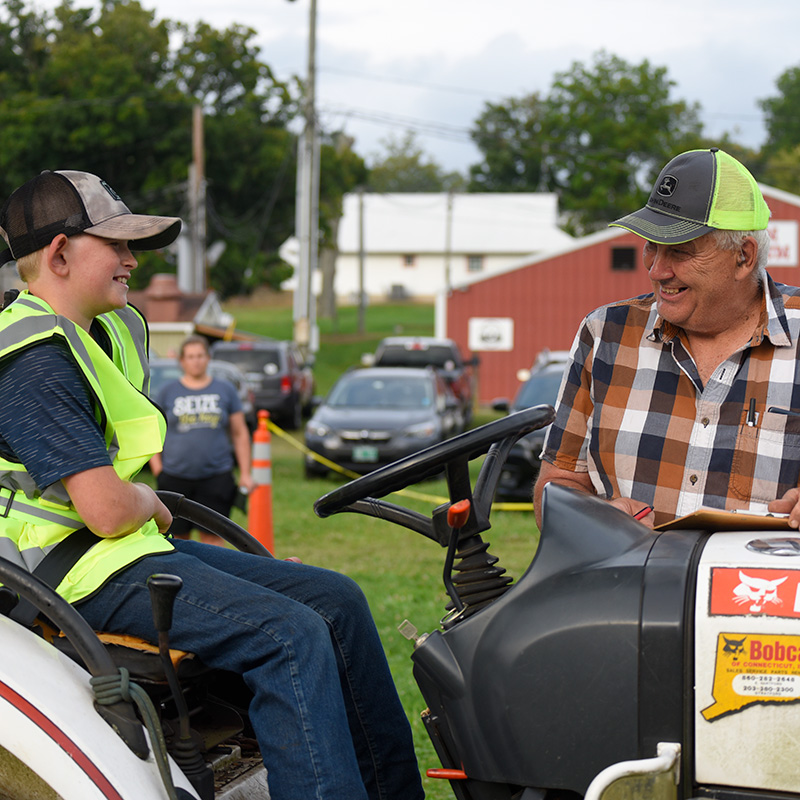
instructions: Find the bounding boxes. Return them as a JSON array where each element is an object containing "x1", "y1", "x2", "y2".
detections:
[{"x1": 633, "y1": 505, "x2": 653, "y2": 520}]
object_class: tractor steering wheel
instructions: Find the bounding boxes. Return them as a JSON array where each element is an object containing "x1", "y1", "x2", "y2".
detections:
[{"x1": 314, "y1": 406, "x2": 554, "y2": 544}]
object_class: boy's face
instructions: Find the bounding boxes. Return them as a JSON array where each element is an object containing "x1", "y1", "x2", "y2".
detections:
[{"x1": 64, "y1": 233, "x2": 137, "y2": 324}]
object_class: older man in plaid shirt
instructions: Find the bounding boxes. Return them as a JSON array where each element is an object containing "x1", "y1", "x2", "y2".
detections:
[{"x1": 535, "y1": 148, "x2": 800, "y2": 530}]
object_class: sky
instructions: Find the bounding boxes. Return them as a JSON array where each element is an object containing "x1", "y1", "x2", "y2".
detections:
[{"x1": 36, "y1": 0, "x2": 800, "y2": 172}]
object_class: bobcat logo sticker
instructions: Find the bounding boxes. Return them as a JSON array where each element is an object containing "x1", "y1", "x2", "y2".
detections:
[
  {"x1": 733, "y1": 572, "x2": 787, "y2": 613},
  {"x1": 709, "y1": 567, "x2": 800, "y2": 618},
  {"x1": 722, "y1": 635, "x2": 747, "y2": 658}
]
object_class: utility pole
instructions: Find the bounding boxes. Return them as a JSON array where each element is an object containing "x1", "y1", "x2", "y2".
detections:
[
  {"x1": 444, "y1": 190, "x2": 454, "y2": 294},
  {"x1": 293, "y1": 0, "x2": 319, "y2": 361},
  {"x1": 357, "y1": 186, "x2": 366, "y2": 334},
  {"x1": 189, "y1": 104, "x2": 206, "y2": 293}
]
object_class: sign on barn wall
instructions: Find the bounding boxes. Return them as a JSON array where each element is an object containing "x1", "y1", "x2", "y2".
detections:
[
  {"x1": 469, "y1": 317, "x2": 514, "y2": 351},
  {"x1": 769, "y1": 221, "x2": 799, "y2": 267}
]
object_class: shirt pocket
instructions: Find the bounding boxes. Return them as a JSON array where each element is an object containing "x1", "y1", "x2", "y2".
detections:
[{"x1": 730, "y1": 408, "x2": 800, "y2": 503}]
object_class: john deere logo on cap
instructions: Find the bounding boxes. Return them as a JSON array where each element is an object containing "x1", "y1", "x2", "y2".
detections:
[
  {"x1": 657, "y1": 175, "x2": 678, "y2": 197},
  {"x1": 100, "y1": 180, "x2": 122, "y2": 202}
]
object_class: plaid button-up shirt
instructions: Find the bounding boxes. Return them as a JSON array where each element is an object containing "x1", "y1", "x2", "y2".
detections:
[{"x1": 542, "y1": 275, "x2": 800, "y2": 528}]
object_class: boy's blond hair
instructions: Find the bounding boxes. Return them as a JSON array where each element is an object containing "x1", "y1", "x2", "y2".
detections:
[{"x1": 15, "y1": 249, "x2": 41, "y2": 283}]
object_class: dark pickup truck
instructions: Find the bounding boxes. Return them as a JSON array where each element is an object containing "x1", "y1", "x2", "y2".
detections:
[{"x1": 365, "y1": 336, "x2": 478, "y2": 425}]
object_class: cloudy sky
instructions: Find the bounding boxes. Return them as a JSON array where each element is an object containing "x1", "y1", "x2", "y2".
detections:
[{"x1": 45, "y1": 0, "x2": 800, "y2": 172}]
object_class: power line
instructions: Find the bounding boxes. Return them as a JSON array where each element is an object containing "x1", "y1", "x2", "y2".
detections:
[{"x1": 319, "y1": 103, "x2": 473, "y2": 143}]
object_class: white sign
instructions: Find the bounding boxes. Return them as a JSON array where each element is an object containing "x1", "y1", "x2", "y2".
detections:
[
  {"x1": 469, "y1": 317, "x2": 514, "y2": 351},
  {"x1": 768, "y1": 220, "x2": 799, "y2": 267}
]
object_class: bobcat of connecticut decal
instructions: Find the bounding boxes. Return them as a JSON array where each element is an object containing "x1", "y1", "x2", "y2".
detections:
[{"x1": 702, "y1": 633, "x2": 800, "y2": 721}]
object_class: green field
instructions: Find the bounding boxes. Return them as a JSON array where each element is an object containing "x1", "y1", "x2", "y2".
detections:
[
  {"x1": 223, "y1": 297, "x2": 436, "y2": 393},
  {"x1": 217, "y1": 297, "x2": 542, "y2": 799}
]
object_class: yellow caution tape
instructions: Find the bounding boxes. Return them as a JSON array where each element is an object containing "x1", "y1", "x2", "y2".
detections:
[{"x1": 266, "y1": 417, "x2": 533, "y2": 512}]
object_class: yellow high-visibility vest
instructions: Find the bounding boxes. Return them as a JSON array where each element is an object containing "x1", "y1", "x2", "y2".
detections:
[{"x1": 0, "y1": 292, "x2": 173, "y2": 604}]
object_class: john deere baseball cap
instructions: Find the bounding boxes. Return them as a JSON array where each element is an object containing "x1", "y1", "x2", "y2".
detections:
[
  {"x1": 0, "y1": 170, "x2": 182, "y2": 265},
  {"x1": 609, "y1": 148, "x2": 770, "y2": 244}
]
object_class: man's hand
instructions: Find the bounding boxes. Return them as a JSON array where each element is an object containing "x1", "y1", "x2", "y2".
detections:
[
  {"x1": 608, "y1": 497, "x2": 655, "y2": 528},
  {"x1": 535, "y1": 462, "x2": 655, "y2": 528},
  {"x1": 769, "y1": 489, "x2": 800, "y2": 528}
]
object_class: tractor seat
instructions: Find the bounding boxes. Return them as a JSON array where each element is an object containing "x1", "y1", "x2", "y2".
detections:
[{"x1": 45, "y1": 627, "x2": 212, "y2": 685}]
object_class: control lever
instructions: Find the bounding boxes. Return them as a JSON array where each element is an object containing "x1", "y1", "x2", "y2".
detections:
[
  {"x1": 147, "y1": 574, "x2": 214, "y2": 800},
  {"x1": 443, "y1": 500, "x2": 472, "y2": 613}
]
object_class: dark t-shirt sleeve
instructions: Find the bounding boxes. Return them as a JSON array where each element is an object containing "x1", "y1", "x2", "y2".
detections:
[{"x1": 0, "y1": 339, "x2": 112, "y2": 489}]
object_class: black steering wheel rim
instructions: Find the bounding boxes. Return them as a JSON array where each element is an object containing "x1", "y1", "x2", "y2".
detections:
[
  {"x1": 156, "y1": 491, "x2": 273, "y2": 557},
  {"x1": 314, "y1": 405, "x2": 554, "y2": 518}
]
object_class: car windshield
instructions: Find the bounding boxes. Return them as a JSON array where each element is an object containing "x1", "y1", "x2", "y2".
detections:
[
  {"x1": 376, "y1": 345, "x2": 459, "y2": 370},
  {"x1": 513, "y1": 370, "x2": 564, "y2": 410},
  {"x1": 214, "y1": 348, "x2": 281, "y2": 373},
  {"x1": 328, "y1": 376, "x2": 434, "y2": 408}
]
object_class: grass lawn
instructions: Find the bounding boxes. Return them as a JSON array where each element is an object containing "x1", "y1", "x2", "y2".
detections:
[
  {"x1": 211, "y1": 296, "x2": 541, "y2": 798},
  {"x1": 223, "y1": 296, "x2": 436, "y2": 394}
]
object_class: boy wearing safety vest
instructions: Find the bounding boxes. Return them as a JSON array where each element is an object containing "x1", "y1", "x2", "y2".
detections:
[{"x1": 0, "y1": 170, "x2": 423, "y2": 800}]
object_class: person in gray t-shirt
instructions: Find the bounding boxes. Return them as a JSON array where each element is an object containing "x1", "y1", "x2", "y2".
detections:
[{"x1": 150, "y1": 335, "x2": 253, "y2": 543}]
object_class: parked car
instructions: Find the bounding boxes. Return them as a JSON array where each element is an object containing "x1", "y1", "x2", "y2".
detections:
[
  {"x1": 210, "y1": 339, "x2": 315, "y2": 430},
  {"x1": 490, "y1": 350, "x2": 570, "y2": 501},
  {"x1": 304, "y1": 366, "x2": 463, "y2": 477},
  {"x1": 148, "y1": 356, "x2": 256, "y2": 429},
  {"x1": 365, "y1": 336, "x2": 478, "y2": 424}
]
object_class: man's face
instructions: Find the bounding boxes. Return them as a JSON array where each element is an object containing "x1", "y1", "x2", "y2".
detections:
[{"x1": 642, "y1": 233, "x2": 750, "y2": 336}]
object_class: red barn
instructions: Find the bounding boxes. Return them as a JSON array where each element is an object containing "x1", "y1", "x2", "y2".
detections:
[{"x1": 441, "y1": 185, "x2": 800, "y2": 406}]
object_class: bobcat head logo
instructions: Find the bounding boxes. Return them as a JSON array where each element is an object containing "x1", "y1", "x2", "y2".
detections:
[
  {"x1": 732, "y1": 571, "x2": 787, "y2": 613},
  {"x1": 722, "y1": 635, "x2": 747, "y2": 657}
]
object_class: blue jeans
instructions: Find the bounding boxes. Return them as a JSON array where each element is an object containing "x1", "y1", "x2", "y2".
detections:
[{"x1": 77, "y1": 539, "x2": 425, "y2": 800}]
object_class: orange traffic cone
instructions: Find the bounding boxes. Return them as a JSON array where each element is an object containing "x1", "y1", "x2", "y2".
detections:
[{"x1": 248, "y1": 410, "x2": 274, "y2": 554}]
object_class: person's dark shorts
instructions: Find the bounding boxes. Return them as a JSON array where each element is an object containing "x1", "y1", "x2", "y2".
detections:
[{"x1": 156, "y1": 470, "x2": 238, "y2": 537}]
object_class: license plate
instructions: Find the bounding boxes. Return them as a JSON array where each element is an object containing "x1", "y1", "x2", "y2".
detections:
[{"x1": 352, "y1": 445, "x2": 379, "y2": 463}]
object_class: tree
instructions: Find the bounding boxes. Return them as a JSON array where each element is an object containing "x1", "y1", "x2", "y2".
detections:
[
  {"x1": 762, "y1": 145, "x2": 800, "y2": 195},
  {"x1": 0, "y1": 0, "x2": 366, "y2": 299},
  {"x1": 756, "y1": 65, "x2": 800, "y2": 195},
  {"x1": 468, "y1": 51, "x2": 704, "y2": 235},
  {"x1": 760, "y1": 66, "x2": 800, "y2": 158},
  {"x1": 469, "y1": 93, "x2": 548, "y2": 192},
  {"x1": 367, "y1": 130, "x2": 464, "y2": 193}
]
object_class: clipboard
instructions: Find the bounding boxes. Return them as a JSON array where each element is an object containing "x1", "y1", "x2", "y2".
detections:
[{"x1": 655, "y1": 508, "x2": 793, "y2": 532}]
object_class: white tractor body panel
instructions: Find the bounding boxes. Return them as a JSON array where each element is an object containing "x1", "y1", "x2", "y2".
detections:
[
  {"x1": 694, "y1": 531, "x2": 800, "y2": 791},
  {"x1": 0, "y1": 614, "x2": 198, "y2": 800}
]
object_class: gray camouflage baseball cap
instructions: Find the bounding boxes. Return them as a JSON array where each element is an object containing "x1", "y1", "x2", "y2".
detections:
[{"x1": 0, "y1": 170, "x2": 182, "y2": 265}]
